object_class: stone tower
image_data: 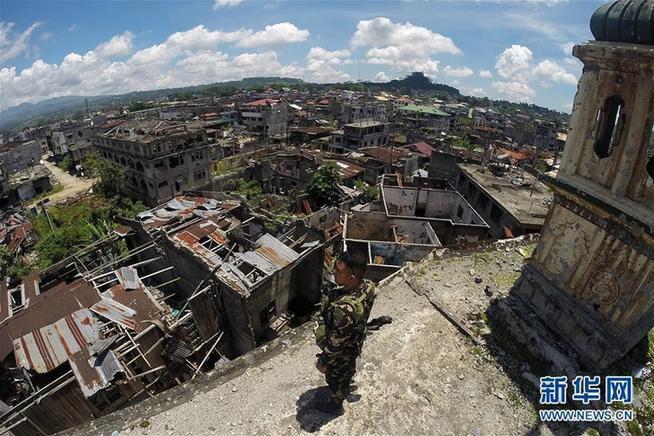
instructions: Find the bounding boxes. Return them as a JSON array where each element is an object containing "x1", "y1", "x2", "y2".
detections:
[{"x1": 515, "y1": 0, "x2": 654, "y2": 372}]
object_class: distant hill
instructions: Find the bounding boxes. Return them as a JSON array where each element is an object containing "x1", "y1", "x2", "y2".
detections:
[
  {"x1": 0, "y1": 77, "x2": 306, "y2": 133},
  {"x1": 362, "y1": 72, "x2": 461, "y2": 96}
]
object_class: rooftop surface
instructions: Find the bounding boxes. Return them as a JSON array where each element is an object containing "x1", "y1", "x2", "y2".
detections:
[
  {"x1": 101, "y1": 120, "x2": 204, "y2": 143},
  {"x1": 68, "y1": 237, "x2": 616, "y2": 436},
  {"x1": 399, "y1": 104, "x2": 450, "y2": 117},
  {"x1": 459, "y1": 163, "x2": 552, "y2": 226},
  {"x1": 344, "y1": 120, "x2": 386, "y2": 128}
]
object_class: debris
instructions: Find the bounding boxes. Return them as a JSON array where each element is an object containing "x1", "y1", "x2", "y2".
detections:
[
  {"x1": 406, "y1": 278, "x2": 483, "y2": 346},
  {"x1": 474, "y1": 277, "x2": 483, "y2": 284}
]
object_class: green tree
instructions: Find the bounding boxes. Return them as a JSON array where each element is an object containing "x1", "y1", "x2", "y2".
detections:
[
  {"x1": 354, "y1": 180, "x2": 379, "y2": 203},
  {"x1": 308, "y1": 162, "x2": 343, "y2": 207},
  {"x1": 84, "y1": 152, "x2": 125, "y2": 198}
]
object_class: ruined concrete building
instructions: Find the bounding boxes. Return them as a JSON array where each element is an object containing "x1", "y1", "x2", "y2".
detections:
[
  {"x1": 344, "y1": 175, "x2": 489, "y2": 280},
  {"x1": 0, "y1": 232, "x2": 205, "y2": 435},
  {"x1": 0, "y1": 192, "x2": 327, "y2": 435},
  {"x1": 95, "y1": 120, "x2": 211, "y2": 206},
  {"x1": 456, "y1": 163, "x2": 552, "y2": 238},
  {"x1": 124, "y1": 195, "x2": 325, "y2": 356},
  {"x1": 238, "y1": 99, "x2": 289, "y2": 138},
  {"x1": 515, "y1": 0, "x2": 654, "y2": 371}
]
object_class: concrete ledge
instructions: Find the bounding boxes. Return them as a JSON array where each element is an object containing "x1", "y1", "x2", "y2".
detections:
[{"x1": 65, "y1": 323, "x2": 315, "y2": 435}]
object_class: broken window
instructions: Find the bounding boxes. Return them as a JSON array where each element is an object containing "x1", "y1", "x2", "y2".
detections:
[
  {"x1": 169, "y1": 156, "x2": 180, "y2": 168},
  {"x1": 593, "y1": 95, "x2": 625, "y2": 159}
]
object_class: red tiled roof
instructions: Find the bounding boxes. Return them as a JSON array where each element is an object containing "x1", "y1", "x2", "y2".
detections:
[{"x1": 403, "y1": 142, "x2": 434, "y2": 158}]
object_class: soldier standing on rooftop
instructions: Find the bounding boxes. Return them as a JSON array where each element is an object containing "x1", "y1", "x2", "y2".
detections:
[{"x1": 314, "y1": 250, "x2": 376, "y2": 415}]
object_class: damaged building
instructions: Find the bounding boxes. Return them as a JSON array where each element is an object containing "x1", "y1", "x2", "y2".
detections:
[
  {"x1": 0, "y1": 230, "x2": 222, "y2": 435},
  {"x1": 124, "y1": 195, "x2": 325, "y2": 357},
  {"x1": 344, "y1": 176, "x2": 489, "y2": 280},
  {"x1": 456, "y1": 163, "x2": 552, "y2": 238},
  {"x1": 94, "y1": 120, "x2": 211, "y2": 206}
]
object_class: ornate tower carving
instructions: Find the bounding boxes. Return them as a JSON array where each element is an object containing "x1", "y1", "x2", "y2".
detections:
[{"x1": 516, "y1": 0, "x2": 654, "y2": 371}]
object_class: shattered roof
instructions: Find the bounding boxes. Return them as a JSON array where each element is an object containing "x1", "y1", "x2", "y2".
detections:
[
  {"x1": 101, "y1": 119, "x2": 204, "y2": 143},
  {"x1": 137, "y1": 196, "x2": 241, "y2": 231},
  {"x1": 217, "y1": 233, "x2": 310, "y2": 294},
  {"x1": 13, "y1": 309, "x2": 99, "y2": 373}
]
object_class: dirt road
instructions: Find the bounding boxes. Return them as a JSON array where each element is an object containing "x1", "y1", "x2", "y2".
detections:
[{"x1": 39, "y1": 160, "x2": 96, "y2": 205}]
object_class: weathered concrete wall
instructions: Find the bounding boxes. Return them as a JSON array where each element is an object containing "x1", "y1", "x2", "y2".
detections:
[
  {"x1": 0, "y1": 140, "x2": 41, "y2": 174},
  {"x1": 518, "y1": 41, "x2": 654, "y2": 371}
]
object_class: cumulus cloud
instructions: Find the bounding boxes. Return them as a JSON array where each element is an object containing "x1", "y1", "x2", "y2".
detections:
[
  {"x1": 460, "y1": 86, "x2": 487, "y2": 98},
  {"x1": 213, "y1": 0, "x2": 243, "y2": 9},
  {"x1": 237, "y1": 22, "x2": 309, "y2": 48},
  {"x1": 0, "y1": 21, "x2": 42, "y2": 64},
  {"x1": 0, "y1": 24, "x2": 307, "y2": 110},
  {"x1": 443, "y1": 65, "x2": 473, "y2": 78},
  {"x1": 496, "y1": 44, "x2": 533, "y2": 81},
  {"x1": 491, "y1": 44, "x2": 578, "y2": 102},
  {"x1": 95, "y1": 31, "x2": 133, "y2": 58},
  {"x1": 492, "y1": 81, "x2": 535, "y2": 102},
  {"x1": 351, "y1": 17, "x2": 459, "y2": 78},
  {"x1": 479, "y1": 69, "x2": 493, "y2": 79},
  {"x1": 374, "y1": 71, "x2": 390, "y2": 82},
  {"x1": 306, "y1": 47, "x2": 351, "y2": 82},
  {"x1": 533, "y1": 59, "x2": 577, "y2": 85}
]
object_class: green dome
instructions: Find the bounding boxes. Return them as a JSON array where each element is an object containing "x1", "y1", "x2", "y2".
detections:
[{"x1": 590, "y1": 0, "x2": 654, "y2": 44}]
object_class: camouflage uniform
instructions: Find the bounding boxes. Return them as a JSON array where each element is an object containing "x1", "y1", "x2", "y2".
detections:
[{"x1": 315, "y1": 279, "x2": 376, "y2": 402}]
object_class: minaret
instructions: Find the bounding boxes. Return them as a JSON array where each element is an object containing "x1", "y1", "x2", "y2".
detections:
[{"x1": 515, "y1": 0, "x2": 654, "y2": 372}]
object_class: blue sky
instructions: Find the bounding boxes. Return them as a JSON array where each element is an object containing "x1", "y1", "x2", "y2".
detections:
[{"x1": 0, "y1": 0, "x2": 605, "y2": 111}]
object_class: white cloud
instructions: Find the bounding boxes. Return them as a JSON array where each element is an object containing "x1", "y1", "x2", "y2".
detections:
[
  {"x1": 306, "y1": 47, "x2": 351, "y2": 82},
  {"x1": 68, "y1": 24, "x2": 77, "y2": 32},
  {"x1": 213, "y1": 0, "x2": 243, "y2": 9},
  {"x1": 443, "y1": 65, "x2": 473, "y2": 78},
  {"x1": 492, "y1": 81, "x2": 535, "y2": 102},
  {"x1": 492, "y1": 44, "x2": 579, "y2": 103},
  {"x1": 374, "y1": 71, "x2": 389, "y2": 82},
  {"x1": 351, "y1": 17, "x2": 459, "y2": 78},
  {"x1": 533, "y1": 59, "x2": 577, "y2": 85},
  {"x1": 0, "y1": 26, "x2": 306, "y2": 110},
  {"x1": 479, "y1": 69, "x2": 493, "y2": 79},
  {"x1": 560, "y1": 41, "x2": 575, "y2": 56},
  {"x1": 461, "y1": 86, "x2": 487, "y2": 98},
  {"x1": 95, "y1": 31, "x2": 133, "y2": 58},
  {"x1": 495, "y1": 44, "x2": 533, "y2": 81},
  {"x1": 237, "y1": 22, "x2": 309, "y2": 48},
  {"x1": 0, "y1": 21, "x2": 42, "y2": 64}
]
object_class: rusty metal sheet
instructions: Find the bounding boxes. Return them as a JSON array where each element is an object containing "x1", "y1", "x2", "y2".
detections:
[
  {"x1": 256, "y1": 233, "x2": 300, "y2": 265},
  {"x1": 69, "y1": 349, "x2": 124, "y2": 398},
  {"x1": 12, "y1": 309, "x2": 99, "y2": 373},
  {"x1": 90, "y1": 296, "x2": 137, "y2": 330},
  {"x1": 115, "y1": 266, "x2": 141, "y2": 290}
]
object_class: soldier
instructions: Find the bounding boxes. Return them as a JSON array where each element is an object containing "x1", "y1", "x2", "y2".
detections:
[{"x1": 314, "y1": 250, "x2": 376, "y2": 415}]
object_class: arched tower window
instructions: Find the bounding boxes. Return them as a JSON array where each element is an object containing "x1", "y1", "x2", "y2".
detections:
[{"x1": 593, "y1": 95, "x2": 625, "y2": 159}]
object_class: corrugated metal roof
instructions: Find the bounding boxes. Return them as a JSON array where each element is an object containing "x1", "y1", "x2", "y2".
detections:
[
  {"x1": 69, "y1": 349, "x2": 125, "y2": 398},
  {"x1": 115, "y1": 266, "x2": 140, "y2": 290},
  {"x1": 90, "y1": 296, "x2": 138, "y2": 330},
  {"x1": 256, "y1": 233, "x2": 300, "y2": 265},
  {"x1": 13, "y1": 309, "x2": 99, "y2": 373}
]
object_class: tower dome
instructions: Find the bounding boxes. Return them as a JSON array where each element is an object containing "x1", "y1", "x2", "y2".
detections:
[{"x1": 590, "y1": 0, "x2": 654, "y2": 44}]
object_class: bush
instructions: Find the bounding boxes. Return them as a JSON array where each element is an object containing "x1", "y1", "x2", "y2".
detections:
[{"x1": 307, "y1": 162, "x2": 343, "y2": 207}]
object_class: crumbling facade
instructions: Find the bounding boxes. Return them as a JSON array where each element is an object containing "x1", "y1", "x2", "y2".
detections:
[
  {"x1": 515, "y1": 1, "x2": 654, "y2": 371},
  {"x1": 344, "y1": 176, "x2": 489, "y2": 280},
  {"x1": 126, "y1": 195, "x2": 325, "y2": 357},
  {"x1": 95, "y1": 120, "x2": 211, "y2": 206}
]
